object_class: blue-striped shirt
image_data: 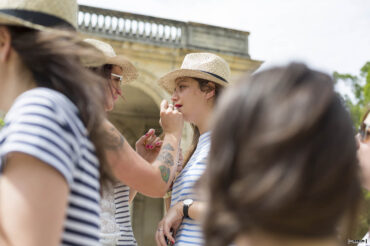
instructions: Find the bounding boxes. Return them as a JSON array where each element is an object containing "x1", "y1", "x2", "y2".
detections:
[
  {"x1": 100, "y1": 183, "x2": 137, "y2": 246},
  {"x1": 171, "y1": 131, "x2": 211, "y2": 246},
  {"x1": 0, "y1": 88, "x2": 101, "y2": 246}
]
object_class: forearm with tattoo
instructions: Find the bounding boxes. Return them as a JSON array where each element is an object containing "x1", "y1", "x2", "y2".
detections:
[
  {"x1": 157, "y1": 143, "x2": 176, "y2": 183},
  {"x1": 104, "y1": 126, "x2": 125, "y2": 150}
]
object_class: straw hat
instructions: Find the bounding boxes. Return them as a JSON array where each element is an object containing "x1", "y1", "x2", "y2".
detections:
[
  {"x1": 0, "y1": 0, "x2": 77, "y2": 31},
  {"x1": 158, "y1": 53, "x2": 230, "y2": 94},
  {"x1": 84, "y1": 39, "x2": 138, "y2": 83}
]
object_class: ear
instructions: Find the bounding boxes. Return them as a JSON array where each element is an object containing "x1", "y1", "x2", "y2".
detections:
[
  {"x1": 0, "y1": 26, "x2": 12, "y2": 63},
  {"x1": 205, "y1": 82, "x2": 216, "y2": 100}
]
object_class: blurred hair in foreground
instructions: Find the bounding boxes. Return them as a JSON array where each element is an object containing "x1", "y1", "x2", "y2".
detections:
[{"x1": 201, "y1": 63, "x2": 362, "y2": 246}]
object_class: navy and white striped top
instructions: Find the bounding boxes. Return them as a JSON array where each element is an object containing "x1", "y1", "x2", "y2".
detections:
[
  {"x1": 100, "y1": 183, "x2": 137, "y2": 246},
  {"x1": 171, "y1": 131, "x2": 211, "y2": 246},
  {"x1": 0, "y1": 88, "x2": 101, "y2": 246},
  {"x1": 114, "y1": 184, "x2": 137, "y2": 246}
]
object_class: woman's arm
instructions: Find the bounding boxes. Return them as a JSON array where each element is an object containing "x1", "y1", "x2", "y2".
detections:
[
  {"x1": 0, "y1": 153, "x2": 68, "y2": 246},
  {"x1": 129, "y1": 189, "x2": 137, "y2": 204},
  {"x1": 104, "y1": 100, "x2": 184, "y2": 198},
  {"x1": 155, "y1": 201, "x2": 206, "y2": 246},
  {"x1": 105, "y1": 127, "x2": 181, "y2": 197}
]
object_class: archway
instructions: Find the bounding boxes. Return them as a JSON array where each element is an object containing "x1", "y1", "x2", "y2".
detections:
[{"x1": 108, "y1": 85, "x2": 163, "y2": 246}]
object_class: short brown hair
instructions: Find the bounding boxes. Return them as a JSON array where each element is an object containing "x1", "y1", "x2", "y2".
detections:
[{"x1": 202, "y1": 63, "x2": 362, "y2": 246}]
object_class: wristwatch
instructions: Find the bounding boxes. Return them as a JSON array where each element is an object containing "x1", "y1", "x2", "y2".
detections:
[{"x1": 183, "y1": 198, "x2": 194, "y2": 219}]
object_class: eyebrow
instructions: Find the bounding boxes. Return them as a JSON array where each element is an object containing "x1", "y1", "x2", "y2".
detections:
[{"x1": 175, "y1": 78, "x2": 188, "y2": 84}]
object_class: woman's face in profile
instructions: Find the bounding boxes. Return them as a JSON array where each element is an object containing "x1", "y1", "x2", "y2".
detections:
[
  {"x1": 105, "y1": 65, "x2": 123, "y2": 112},
  {"x1": 358, "y1": 119, "x2": 370, "y2": 190}
]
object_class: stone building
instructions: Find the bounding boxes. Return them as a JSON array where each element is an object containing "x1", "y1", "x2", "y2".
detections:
[{"x1": 78, "y1": 5, "x2": 262, "y2": 245}]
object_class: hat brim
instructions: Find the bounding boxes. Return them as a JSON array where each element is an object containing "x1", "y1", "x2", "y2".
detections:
[
  {"x1": 158, "y1": 69, "x2": 228, "y2": 94},
  {"x1": 0, "y1": 14, "x2": 109, "y2": 68},
  {"x1": 106, "y1": 56, "x2": 138, "y2": 84},
  {"x1": 0, "y1": 12, "x2": 54, "y2": 31}
]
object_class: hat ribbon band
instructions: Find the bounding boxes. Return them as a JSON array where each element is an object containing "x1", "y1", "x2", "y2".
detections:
[
  {"x1": 0, "y1": 9, "x2": 75, "y2": 30},
  {"x1": 199, "y1": 70, "x2": 228, "y2": 83}
]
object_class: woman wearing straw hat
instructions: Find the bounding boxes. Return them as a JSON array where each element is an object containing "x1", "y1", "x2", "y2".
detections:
[
  {"x1": 155, "y1": 53, "x2": 230, "y2": 246},
  {"x1": 85, "y1": 38, "x2": 164, "y2": 246},
  {"x1": 0, "y1": 1, "x2": 183, "y2": 245}
]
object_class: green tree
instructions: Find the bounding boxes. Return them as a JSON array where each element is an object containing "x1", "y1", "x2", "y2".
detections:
[
  {"x1": 334, "y1": 61, "x2": 370, "y2": 128},
  {"x1": 334, "y1": 61, "x2": 370, "y2": 239}
]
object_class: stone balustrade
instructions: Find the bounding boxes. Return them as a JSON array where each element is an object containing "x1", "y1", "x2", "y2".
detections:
[{"x1": 79, "y1": 5, "x2": 250, "y2": 57}]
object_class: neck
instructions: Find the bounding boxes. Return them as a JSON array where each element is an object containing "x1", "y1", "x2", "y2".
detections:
[
  {"x1": 194, "y1": 102, "x2": 213, "y2": 135},
  {"x1": 236, "y1": 233, "x2": 339, "y2": 246},
  {"x1": 195, "y1": 111, "x2": 211, "y2": 135},
  {"x1": 0, "y1": 57, "x2": 35, "y2": 113}
]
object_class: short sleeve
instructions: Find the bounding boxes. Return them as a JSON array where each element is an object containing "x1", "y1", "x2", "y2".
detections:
[{"x1": 0, "y1": 92, "x2": 77, "y2": 186}]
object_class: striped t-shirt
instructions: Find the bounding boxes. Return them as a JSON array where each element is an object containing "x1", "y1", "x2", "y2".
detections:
[
  {"x1": 0, "y1": 88, "x2": 101, "y2": 246},
  {"x1": 171, "y1": 131, "x2": 211, "y2": 246},
  {"x1": 100, "y1": 183, "x2": 137, "y2": 246}
]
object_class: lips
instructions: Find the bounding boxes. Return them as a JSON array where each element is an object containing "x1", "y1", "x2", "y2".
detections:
[{"x1": 175, "y1": 104, "x2": 183, "y2": 108}]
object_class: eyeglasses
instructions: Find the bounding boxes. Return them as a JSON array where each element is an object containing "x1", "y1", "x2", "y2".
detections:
[
  {"x1": 359, "y1": 114, "x2": 370, "y2": 141},
  {"x1": 359, "y1": 123, "x2": 370, "y2": 142},
  {"x1": 111, "y1": 73, "x2": 123, "y2": 86}
]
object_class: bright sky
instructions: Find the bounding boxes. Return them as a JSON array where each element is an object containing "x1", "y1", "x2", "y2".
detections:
[{"x1": 78, "y1": 0, "x2": 370, "y2": 78}]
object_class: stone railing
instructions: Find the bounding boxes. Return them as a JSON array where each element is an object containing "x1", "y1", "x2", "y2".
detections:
[{"x1": 78, "y1": 5, "x2": 250, "y2": 57}]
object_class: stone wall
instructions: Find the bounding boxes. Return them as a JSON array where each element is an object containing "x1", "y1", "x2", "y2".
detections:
[{"x1": 78, "y1": 5, "x2": 262, "y2": 246}]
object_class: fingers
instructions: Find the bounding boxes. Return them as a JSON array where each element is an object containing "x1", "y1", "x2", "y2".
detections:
[
  {"x1": 163, "y1": 222, "x2": 175, "y2": 244},
  {"x1": 159, "y1": 99, "x2": 184, "y2": 136},
  {"x1": 145, "y1": 132, "x2": 163, "y2": 150},
  {"x1": 151, "y1": 137, "x2": 163, "y2": 151},
  {"x1": 145, "y1": 134, "x2": 155, "y2": 149},
  {"x1": 136, "y1": 128, "x2": 154, "y2": 146},
  {"x1": 155, "y1": 226, "x2": 167, "y2": 246},
  {"x1": 155, "y1": 229, "x2": 162, "y2": 246},
  {"x1": 166, "y1": 103, "x2": 174, "y2": 113},
  {"x1": 160, "y1": 99, "x2": 168, "y2": 112}
]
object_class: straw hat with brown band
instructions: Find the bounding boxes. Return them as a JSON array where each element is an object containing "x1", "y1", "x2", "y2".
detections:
[
  {"x1": 84, "y1": 39, "x2": 138, "y2": 84},
  {"x1": 0, "y1": 0, "x2": 77, "y2": 31},
  {"x1": 0, "y1": 0, "x2": 107, "y2": 67},
  {"x1": 158, "y1": 53, "x2": 231, "y2": 94}
]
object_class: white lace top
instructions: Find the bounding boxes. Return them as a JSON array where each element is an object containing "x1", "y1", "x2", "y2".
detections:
[{"x1": 100, "y1": 182, "x2": 137, "y2": 246}]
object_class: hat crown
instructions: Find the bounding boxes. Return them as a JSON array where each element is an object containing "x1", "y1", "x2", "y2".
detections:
[
  {"x1": 84, "y1": 39, "x2": 117, "y2": 58},
  {"x1": 181, "y1": 53, "x2": 230, "y2": 82},
  {"x1": 0, "y1": 0, "x2": 78, "y2": 28}
]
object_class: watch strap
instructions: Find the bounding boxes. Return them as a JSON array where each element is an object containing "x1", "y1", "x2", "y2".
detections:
[{"x1": 183, "y1": 202, "x2": 190, "y2": 218}]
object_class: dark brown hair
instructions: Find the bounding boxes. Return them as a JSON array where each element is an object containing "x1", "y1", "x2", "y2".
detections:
[
  {"x1": 90, "y1": 64, "x2": 125, "y2": 105},
  {"x1": 8, "y1": 26, "x2": 113, "y2": 187},
  {"x1": 202, "y1": 63, "x2": 362, "y2": 245},
  {"x1": 182, "y1": 77, "x2": 224, "y2": 166}
]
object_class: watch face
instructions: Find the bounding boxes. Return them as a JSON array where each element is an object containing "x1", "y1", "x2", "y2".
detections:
[{"x1": 183, "y1": 199, "x2": 193, "y2": 205}]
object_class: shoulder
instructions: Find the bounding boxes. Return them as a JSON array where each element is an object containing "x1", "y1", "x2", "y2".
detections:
[
  {"x1": 0, "y1": 88, "x2": 84, "y2": 185},
  {"x1": 5, "y1": 88, "x2": 85, "y2": 136},
  {"x1": 6, "y1": 88, "x2": 76, "y2": 124}
]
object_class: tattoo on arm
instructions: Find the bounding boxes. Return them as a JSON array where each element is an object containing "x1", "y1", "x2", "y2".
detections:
[
  {"x1": 157, "y1": 151, "x2": 174, "y2": 166},
  {"x1": 159, "y1": 165, "x2": 170, "y2": 183},
  {"x1": 104, "y1": 126, "x2": 125, "y2": 150},
  {"x1": 162, "y1": 143, "x2": 175, "y2": 151}
]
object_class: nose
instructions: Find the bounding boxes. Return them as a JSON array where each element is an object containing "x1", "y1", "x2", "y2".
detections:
[{"x1": 171, "y1": 90, "x2": 179, "y2": 102}]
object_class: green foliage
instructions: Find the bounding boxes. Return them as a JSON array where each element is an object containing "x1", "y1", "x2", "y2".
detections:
[
  {"x1": 333, "y1": 61, "x2": 370, "y2": 127},
  {"x1": 335, "y1": 62, "x2": 370, "y2": 239},
  {"x1": 334, "y1": 61, "x2": 370, "y2": 128},
  {"x1": 0, "y1": 117, "x2": 4, "y2": 128}
]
